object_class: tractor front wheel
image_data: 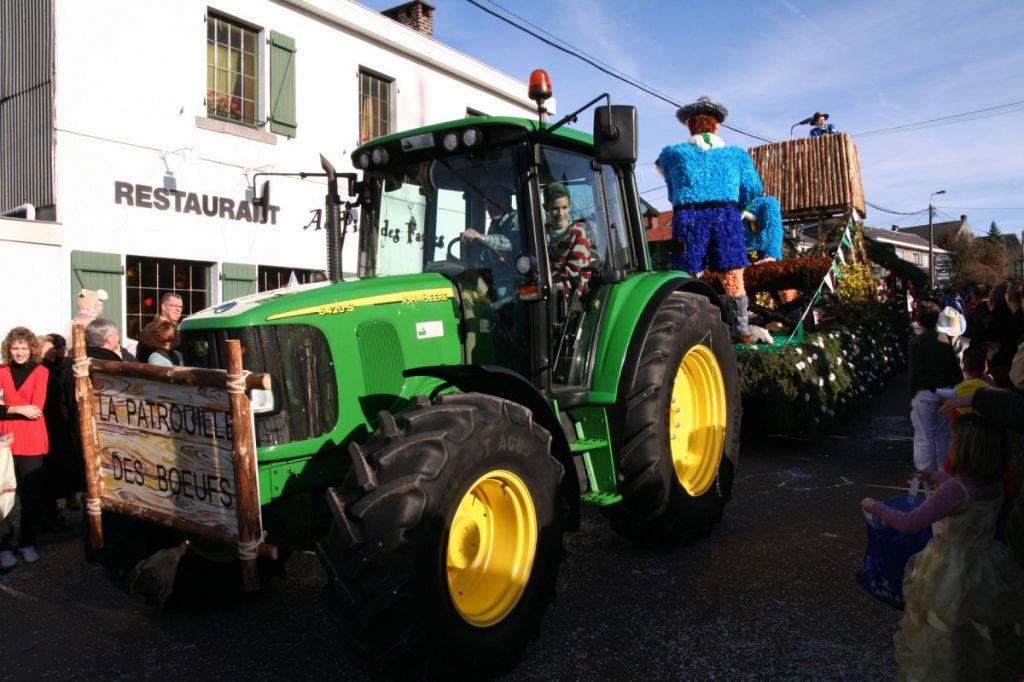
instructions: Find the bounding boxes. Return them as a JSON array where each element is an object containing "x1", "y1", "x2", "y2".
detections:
[{"x1": 318, "y1": 392, "x2": 566, "y2": 679}]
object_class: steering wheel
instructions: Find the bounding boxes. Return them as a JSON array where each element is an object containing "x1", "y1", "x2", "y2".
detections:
[{"x1": 447, "y1": 234, "x2": 507, "y2": 270}]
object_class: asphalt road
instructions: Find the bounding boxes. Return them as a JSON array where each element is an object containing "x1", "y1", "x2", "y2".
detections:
[{"x1": 0, "y1": 373, "x2": 914, "y2": 681}]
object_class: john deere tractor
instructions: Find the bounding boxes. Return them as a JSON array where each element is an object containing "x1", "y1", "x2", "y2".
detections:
[{"x1": 175, "y1": 87, "x2": 741, "y2": 678}]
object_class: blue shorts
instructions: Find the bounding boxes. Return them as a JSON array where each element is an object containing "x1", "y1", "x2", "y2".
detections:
[{"x1": 669, "y1": 205, "x2": 748, "y2": 274}]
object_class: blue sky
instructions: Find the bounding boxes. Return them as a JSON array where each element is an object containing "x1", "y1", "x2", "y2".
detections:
[{"x1": 363, "y1": 0, "x2": 1024, "y2": 237}]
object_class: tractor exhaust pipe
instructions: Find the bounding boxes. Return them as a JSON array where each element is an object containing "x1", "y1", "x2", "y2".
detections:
[{"x1": 321, "y1": 154, "x2": 343, "y2": 283}]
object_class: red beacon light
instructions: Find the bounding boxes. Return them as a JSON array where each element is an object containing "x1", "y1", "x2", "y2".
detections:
[{"x1": 528, "y1": 69, "x2": 552, "y2": 103}]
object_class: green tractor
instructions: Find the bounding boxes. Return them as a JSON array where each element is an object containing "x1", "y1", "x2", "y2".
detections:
[{"x1": 178, "y1": 88, "x2": 741, "y2": 678}]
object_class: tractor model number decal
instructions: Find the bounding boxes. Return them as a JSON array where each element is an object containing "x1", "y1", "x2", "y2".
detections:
[
  {"x1": 318, "y1": 302, "x2": 357, "y2": 315},
  {"x1": 266, "y1": 287, "x2": 454, "y2": 321}
]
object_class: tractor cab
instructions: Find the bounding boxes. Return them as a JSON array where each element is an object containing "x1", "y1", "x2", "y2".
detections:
[{"x1": 353, "y1": 95, "x2": 644, "y2": 400}]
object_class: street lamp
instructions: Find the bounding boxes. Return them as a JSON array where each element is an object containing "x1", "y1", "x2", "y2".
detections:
[{"x1": 928, "y1": 189, "x2": 946, "y2": 289}]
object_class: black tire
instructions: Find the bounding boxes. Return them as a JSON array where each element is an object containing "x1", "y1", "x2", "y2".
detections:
[
  {"x1": 603, "y1": 291, "x2": 741, "y2": 544},
  {"x1": 318, "y1": 392, "x2": 566, "y2": 680}
]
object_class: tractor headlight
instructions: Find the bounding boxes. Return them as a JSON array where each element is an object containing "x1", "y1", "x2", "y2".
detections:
[
  {"x1": 358, "y1": 152, "x2": 371, "y2": 169},
  {"x1": 461, "y1": 128, "x2": 481, "y2": 147},
  {"x1": 371, "y1": 147, "x2": 389, "y2": 166},
  {"x1": 442, "y1": 132, "x2": 459, "y2": 151}
]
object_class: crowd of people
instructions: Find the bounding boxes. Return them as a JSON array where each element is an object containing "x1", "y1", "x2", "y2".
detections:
[
  {"x1": 0, "y1": 292, "x2": 185, "y2": 572},
  {"x1": 861, "y1": 279, "x2": 1024, "y2": 679}
]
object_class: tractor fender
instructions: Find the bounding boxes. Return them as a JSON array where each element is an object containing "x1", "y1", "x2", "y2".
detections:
[
  {"x1": 403, "y1": 364, "x2": 581, "y2": 529},
  {"x1": 616, "y1": 277, "x2": 723, "y2": 399},
  {"x1": 587, "y1": 275, "x2": 723, "y2": 451}
]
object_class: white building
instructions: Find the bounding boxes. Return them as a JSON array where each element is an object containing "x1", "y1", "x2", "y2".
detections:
[{"x1": 0, "y1": 0, "x2": 540, "y2": 341}]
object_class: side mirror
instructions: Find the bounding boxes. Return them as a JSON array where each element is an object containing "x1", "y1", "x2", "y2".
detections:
[
  {"x1": 593, "y1": 105, "x2": 637, "y2": 165},
  {"x1": 253, "y1": 180, "x2": 271, "y2": 224}
]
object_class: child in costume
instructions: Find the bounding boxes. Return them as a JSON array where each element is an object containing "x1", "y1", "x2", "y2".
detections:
[
  {"x1": 860, "y1": 414, "x2": 1024, "y2": 680},
  {"x1": 657, "y1": 96, "x2": 764, "y2": 340}
]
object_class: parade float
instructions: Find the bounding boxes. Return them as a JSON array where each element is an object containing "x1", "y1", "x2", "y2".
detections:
[{"x1": 736, "y1": 133, "x2": 909, "y2": 435}]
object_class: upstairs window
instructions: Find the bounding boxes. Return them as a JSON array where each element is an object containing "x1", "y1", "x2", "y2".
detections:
[
  {"x1": 207, "y1": 14, "x2": 259, "y2": 126},
  {"x1": 359, "y1": 69, "x2": 393, "y2": 143}
]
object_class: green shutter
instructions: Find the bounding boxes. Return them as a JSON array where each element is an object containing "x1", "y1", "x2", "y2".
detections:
[
  {"x1": 269, "y1": 31, "x2": 296, "y2": 137},
  {"x1": 222, "y1": 262, "x2": 258, "y2": 300},
  {"x1": 70, "y1": 250, "x2": 124, "y2": 335}
]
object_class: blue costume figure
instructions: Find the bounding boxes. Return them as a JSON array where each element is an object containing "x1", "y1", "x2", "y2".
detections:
[
  {"x1": 657, "y1": 96, "x2": 763, "y2": 340},
  {"x1": 808, "y1": 111, "x2": 839, "y2": 137},
  {"x1": 743, "y1": 195, "x2": 783, "y2": 262}
]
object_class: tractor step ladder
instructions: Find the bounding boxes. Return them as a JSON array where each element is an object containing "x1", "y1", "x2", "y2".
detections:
[{"x1": 569, "y1": 435, "x2": 622, "y2": 507}]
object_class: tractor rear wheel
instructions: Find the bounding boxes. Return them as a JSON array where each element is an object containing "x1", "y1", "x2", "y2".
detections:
[
  {"x1": 603, "y1": 291, "x2": 741, "y2": 544},
  {"x1": 318, "y1": 392, "x2": 566, "y2": 679}
]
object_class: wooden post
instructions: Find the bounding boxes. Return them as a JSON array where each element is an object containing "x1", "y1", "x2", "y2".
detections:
[
  {"x1": 71, "y1": 324, "x2": 104, "y2": 549},
  {"x1": 226, "y1": 340, "x2": 262, "y2": 591}
]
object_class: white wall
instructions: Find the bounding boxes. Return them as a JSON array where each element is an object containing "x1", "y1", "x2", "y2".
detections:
[
  {"x1": 0, "y1": 218, "x2": 65, "y2": 336},
  {"x1": 21, "y1": 0, "x2": 537, "y2": 336}
]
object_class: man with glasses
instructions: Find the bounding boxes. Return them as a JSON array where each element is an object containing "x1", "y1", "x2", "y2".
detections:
[
  {"x1": 157, "y1": 293, "x2": 184, "y2": 325},
  {"x1": 137, "y1": 292, "x2": 184, "y2": 362}
]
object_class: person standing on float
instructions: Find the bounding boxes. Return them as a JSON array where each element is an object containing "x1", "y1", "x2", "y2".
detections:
[{"x1": 657, "y1": 96, "x2": 763, "y2": 341}]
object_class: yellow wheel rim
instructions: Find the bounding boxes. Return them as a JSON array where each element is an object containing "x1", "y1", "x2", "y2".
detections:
[
  {"x1": 669, "y1": 344, "x2": 727, "y2": 496},
  {"x1": 447, "y1": 469, "x2": 538, "y2": 628}
]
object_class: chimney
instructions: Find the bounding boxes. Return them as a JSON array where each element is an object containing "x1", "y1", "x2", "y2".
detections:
[{"x1": 382, "y1": 1, "x2": 434, "y2": 37}]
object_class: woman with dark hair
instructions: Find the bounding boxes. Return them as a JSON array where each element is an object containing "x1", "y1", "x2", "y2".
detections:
[
  {"x1": 38, "y1": 333, "x2": 79, "y2": 524},
  {"x1": 0, "y1": 327, "x2": 49, "y2": 571}
]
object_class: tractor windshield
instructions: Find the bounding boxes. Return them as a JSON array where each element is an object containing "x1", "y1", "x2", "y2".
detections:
[{"x1": 357, "y1": 145, "x2": 526, "y2": 279}]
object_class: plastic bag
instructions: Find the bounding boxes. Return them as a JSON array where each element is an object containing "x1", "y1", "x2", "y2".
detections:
[
  {"x1": 0, "y1": 441, "x2": 15, "y2": 522},
  {"x1": 856, "y1": 478, "x2": 932, "y2": 609}
]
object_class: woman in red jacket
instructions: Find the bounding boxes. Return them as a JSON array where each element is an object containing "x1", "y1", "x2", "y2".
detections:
[{"x1": 0, "y1": 327, "x2": 49, "y2": 571}]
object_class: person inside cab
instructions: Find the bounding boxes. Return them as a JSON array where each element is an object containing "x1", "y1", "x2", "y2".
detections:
[
  {"x1": 461, "y1": 182, "x2": 518, "y2": 254},
  {"x1": 544, "y1": 183, "x2": 592, "y2": 294}
]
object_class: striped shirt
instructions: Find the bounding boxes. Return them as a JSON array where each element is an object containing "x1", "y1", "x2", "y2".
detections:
[{"x1": 548, "y1": 222, "x2": 592, "y2": 293}]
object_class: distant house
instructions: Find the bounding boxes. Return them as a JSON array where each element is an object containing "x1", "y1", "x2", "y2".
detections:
[{"x1": 897, "y1": 214, "x2": 973, "y2": 245}]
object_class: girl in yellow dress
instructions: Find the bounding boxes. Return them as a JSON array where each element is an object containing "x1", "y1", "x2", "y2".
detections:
[{"x1": 862, "y1": 414, "x2": 1024, "y2": 680}]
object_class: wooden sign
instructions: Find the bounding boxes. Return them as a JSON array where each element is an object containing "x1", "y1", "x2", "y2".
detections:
[
  {"x1": 72, "y1": 326, "x2": 271, "y2": 590},
  {"x1": 93, "y1": 375, "x2": 243, "y2": 536}
]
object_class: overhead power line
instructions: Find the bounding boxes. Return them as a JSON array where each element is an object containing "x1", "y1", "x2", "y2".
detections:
[
  {"x1": 865, "y1": 200, "x2": 928, "y2": 216},
  {"x1": 465, "y1": 0, "x2": 775, "y2": 143},
  {"x1": 852, "y1": 100, "x2": 1024, "y2": 138}
]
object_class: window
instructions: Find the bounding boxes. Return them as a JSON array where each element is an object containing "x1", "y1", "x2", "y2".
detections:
[
  {"x1": 258, "y1": 265, "x2": 324, "y2": 292},
  {"x1": 359, "y1": 70, "x2": 393, "y2": 143},
  {"x1": 207, "y1": 14, "x2": 259, "y2": 126},
  {"x1": 913, "y1": 252, "x2": 921, "y2": 265},
  {"x1": 125, "y1": 256, "x2": 210, "y2": 340}
]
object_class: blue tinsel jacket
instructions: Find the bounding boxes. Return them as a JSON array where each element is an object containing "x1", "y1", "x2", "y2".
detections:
[
  {"x1": 745, "y1": 195, "x2": 783, "y2": 261},
  {"x1": 658, "y1": 143, "x2": 763, "y2": 208}
]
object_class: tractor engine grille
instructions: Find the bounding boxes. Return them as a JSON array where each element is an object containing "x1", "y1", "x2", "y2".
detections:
[{"x1": 181, "y1": 325, "x2": 338, "y2": 447}]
